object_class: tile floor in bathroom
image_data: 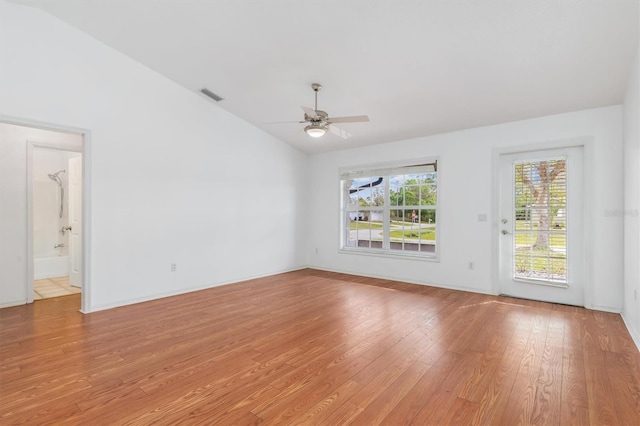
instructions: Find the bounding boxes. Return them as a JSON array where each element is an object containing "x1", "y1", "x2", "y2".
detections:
[{"x1": 33, "y1": 276, "x2": 81, "y2": 300}]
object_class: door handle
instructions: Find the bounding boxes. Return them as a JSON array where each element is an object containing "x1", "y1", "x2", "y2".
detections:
[{"x1": 501, "y1": 229, "x2": 511, "y2": 235}]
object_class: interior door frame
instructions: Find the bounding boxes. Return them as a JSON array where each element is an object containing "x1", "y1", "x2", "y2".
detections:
[
  {"x1": 491, "y1": 136, "x2": 595, "y2": 308},
  {"x1": 2, "y1": 115, "x2": 92, "y2": 314},
  {"x1": 28, "y1": 143, "x2": 83, "y2": 298}
]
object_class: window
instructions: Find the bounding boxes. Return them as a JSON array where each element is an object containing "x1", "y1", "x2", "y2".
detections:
[
  {"x1": 340, "y1": 160, "x2": 438, "y2": 259},
  {"x1": 512, "y1": 158, "x2": 567, "y2": 284}
]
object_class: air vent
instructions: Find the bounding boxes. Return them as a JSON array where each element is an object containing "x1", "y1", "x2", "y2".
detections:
[{"x1": 200, "y1": 88, "x2": 224, "y2": 102}]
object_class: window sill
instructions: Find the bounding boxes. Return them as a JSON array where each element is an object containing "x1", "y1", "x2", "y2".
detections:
[
  {"x1": 513, "y1": 277, "x2": 569, "y2": 289},
  {"x1": 339, "y1": 247, "x2": 440, "y2": 262}
]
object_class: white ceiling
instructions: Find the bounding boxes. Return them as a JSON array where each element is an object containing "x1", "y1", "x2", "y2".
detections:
[{"x1": 12, "y1": 0, "x2": 639, "y2": 154}]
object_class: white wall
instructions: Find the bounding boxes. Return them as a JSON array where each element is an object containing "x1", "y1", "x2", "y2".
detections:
[
  {"x1": 623, "y1": 43, "x2": 640, "y2": 347},
  {"x1": 307, "y1": 106, "x2": 624, "y2": 312},
  {"x1": 0, "y1": 1, "x2": 307, "y2": 311}
]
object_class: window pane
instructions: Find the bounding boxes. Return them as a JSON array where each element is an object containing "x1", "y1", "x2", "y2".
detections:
[
  {"x1": 350, "y1": 177, "x2": 384, "y2": 207},
  {"x1": 347, "y1": 210, "x2": 385, "y2": 249},
  {"x1": 389, "y1": 209, "x2": 407, "y2": 251},
  {"x1": 390, "y1": 175, "x2": 403, "y2": 207},
  {"x1": 356, "y1": 226, "x2": 371, "y2": 248},
  {"x1": 419, "y1": 209, "x2": 436, "y2": 252}
]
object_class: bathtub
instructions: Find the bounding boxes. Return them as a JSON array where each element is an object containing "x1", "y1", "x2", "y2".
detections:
[{"x1": 34, "y1": 256, "x2": 68, "y2": 279}]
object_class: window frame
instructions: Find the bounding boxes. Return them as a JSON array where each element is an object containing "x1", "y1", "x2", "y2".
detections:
[{"x1": 339, "y1": 157, "x2": 440, "y2": 261}]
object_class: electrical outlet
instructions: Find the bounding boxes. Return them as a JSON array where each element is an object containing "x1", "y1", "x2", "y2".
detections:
[
  {"x1": 171, "y1": 263, "x2": 177, "y2": 272},
  {"x1": 468, "y1": 261, "x2": 474, "y2": 270}
]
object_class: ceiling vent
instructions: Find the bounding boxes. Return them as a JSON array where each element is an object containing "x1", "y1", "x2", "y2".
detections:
[{"x1": 200, "y1": 88, "x2": 224, "y2": 102}]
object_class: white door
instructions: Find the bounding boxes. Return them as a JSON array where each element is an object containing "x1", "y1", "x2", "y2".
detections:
[
  {"x1": 68, "y1": 156, "x2": 82, "y2": 288},
  {"x1": 499, "y1": 147, "x2": 584, "y2": 306}
]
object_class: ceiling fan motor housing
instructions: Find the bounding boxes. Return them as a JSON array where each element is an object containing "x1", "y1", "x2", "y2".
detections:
[{"x1": 305, "y1": 110, "x2": 328, "y2": 125}]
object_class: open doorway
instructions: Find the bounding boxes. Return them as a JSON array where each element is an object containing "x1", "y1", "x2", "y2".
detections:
[
  {"x1": 0, "y1": 120, "x2": 89, "y2": 312},
  {"x1": 32, "y1": 147, "x2": 83, "y2": 300}
]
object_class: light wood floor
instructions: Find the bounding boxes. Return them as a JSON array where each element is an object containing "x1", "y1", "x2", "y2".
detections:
[
  {"x1": 1, "y1": 269, "x2": 639, "y2": 425},
  {"x1": 33, "y1": 275, "x2": 80, "y2": 300}
]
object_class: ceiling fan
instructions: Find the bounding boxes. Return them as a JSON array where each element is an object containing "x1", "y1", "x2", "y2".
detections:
[{"x1": 299, "y1": 83, "x2": 369, "y2": 139}]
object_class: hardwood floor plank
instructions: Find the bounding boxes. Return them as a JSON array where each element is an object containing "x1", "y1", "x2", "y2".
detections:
[
  {"x1": 562, "y1": 345, "x2": 589, "y2": 408},
  {"x1": 317, "y1": 401, "x2": 363, "y2": 426},
  {"x1": 438, "y1": 397, "x2": 481, "y2": 425},
  {"x1": 349, "y1": 360, "x2": 430, "y2": 424},
  {"x1": 561, "y1": 401, "x2": 591, "y2": 425},
  {"x1": 409, "y1": 351, "x2": 483, "y2": 425},
  {"x1": 458, "y1": 333, "x2": 510, "y2": 403},
  {"x1": 491, "y1": 309, "x2": 551, "y2": 425},
  {"x1": 380, "y1": 351, "x2": 463, "y2": 425},
  {"x1": 350, "y1": 329, "x2": 427, "y2": 385},
  {"x1": 582, "y1": 311, "x2": 623, "y2": 425},
  {"x1": 253, "y1": 356, "x2": 371, "y2": 424},
  {"x1": 605, "y1": 351, "x2": 640, "y2": 422},
  {"x1": 531, "y1": 344, "x2": 563, "y2": 425},
  {"x1": 1, "y1": 269, "x2": 639, "y2": 425},
  {"x1": 286, "y1": 379, "x2": 362, "y2": 425},
  {"x1": 469, "y1": 341, "x2": 525, "y2": 425}
]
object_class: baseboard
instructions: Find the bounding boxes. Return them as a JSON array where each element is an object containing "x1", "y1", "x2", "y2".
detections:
[
  {"x1": 0, "y1": 299, "x2": 27, "y2": 309},
  {"x1": 621, "y1": 313, "x2": 640, "y2": 352},
  {"x1": 307, "y1": 266, "x2": 628, "y2": 314},
  {"x1": 587, "y1": 304, "x2": 622, "y2": 313},
  {"x1": 84, "y1": 266, "x2": 307, "y2": 313},
  {"x1": 306, "y1": 266, "x2": 495, "y2": 296}
]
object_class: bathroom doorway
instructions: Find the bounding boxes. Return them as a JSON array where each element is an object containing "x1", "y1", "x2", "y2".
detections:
[
  {"x1": 31, "y1": 146, "x2": 83, "y2": 300},
  {"x1": 0, "y1": 120, "x2": 90, "y2": 312}
]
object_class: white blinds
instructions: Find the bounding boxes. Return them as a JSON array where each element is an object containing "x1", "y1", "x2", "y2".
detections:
[{"x1": 340, "y1": 161, "x2": 436, "y2": 180}]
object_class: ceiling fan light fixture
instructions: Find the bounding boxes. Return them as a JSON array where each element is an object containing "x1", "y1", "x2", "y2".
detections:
[{"x1": 304, "y1": 125, "x2": 327, "y2": 138}]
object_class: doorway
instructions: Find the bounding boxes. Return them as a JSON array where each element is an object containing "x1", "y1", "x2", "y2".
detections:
[
  {"x1": 31, "y1": 146, "x2": 83, "y2": 300},
  {"x1": 498, "y1": 146, "x2": 585, "y2": 306},
  {"x1": 0, "y1": 119, "x2": 90, "y2": 312}
]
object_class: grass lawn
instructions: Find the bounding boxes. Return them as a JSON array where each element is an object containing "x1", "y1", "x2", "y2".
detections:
[
  {"x1": 389, "y1": 229, "x2": 436, "y2": 240},
  {"x1": 514, "y1": 220, "x2": 566, "y2": 248},
  {"x1": 349, "y1": 221, "x2": 384, "y2": 230},
  {"x1": 514, "y1": 246, "x2": 566, "y2": 280}
]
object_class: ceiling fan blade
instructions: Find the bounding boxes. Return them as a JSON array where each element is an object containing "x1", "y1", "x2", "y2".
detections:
[
  {"x1": 329, "y1": 124, "x2": 352, "y2": 139},
  {"x1": 301, "y1": 106, "x2": 318, "y2": 119},
  {"x1": 328, "y1": 115, "x2": 369, "y2": 123}
]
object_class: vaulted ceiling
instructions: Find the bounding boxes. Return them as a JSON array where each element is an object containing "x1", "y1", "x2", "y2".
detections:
[{"x1": 12, "y1": 0, "x2": 639, "y2": 154}]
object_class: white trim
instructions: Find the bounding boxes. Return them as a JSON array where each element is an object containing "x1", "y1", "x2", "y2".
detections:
[
  {"x1": 27, "y1": 141, "x2": 83, "y2": 304},
  {"x1": 339, "y1": 246, "x2": 439, "y2": 262},
  {"x1": 84, "y1": 266, "x2": 306, "y2": 313},
  {"x1": 308, "y1": 266, "x2": 494, "y2": 295},
  {"x1": 1, "y1": 115, "x2": 92, "y2": 314},
  {"x1": 589, "y1": 304, "x2": 622, "y2": 313},
  {"x1": 0, "y1": 300, "x2": 28, "y2": 309},
  {"x1": 81, "y1": 132, "x2": 92, "y2": 314},
  {"x1": 339, "y1": 157, "x2": 438, "y2": 176},
  {"x1": 581, "y1": 139, "x2": 596, "y2": 310},
  {"x1": 621, "y1": 313, "x2": 640, "y2": 351},
  {"x1": 26, "y1": 143, "x2": 34, "y2": 304},
  {"x1": 23, "y1": 142, "x2": 85, "y2": 304},
  {"x1": 491, "y1": 136, "x2": 594, "y2": 307}
]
